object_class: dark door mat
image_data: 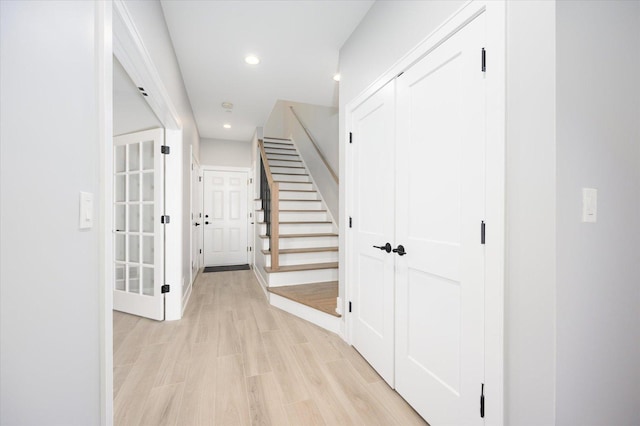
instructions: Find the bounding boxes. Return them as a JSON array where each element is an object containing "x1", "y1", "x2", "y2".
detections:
[{"x1": 203, "y1": 264, "x2": 250, "y2": 273}]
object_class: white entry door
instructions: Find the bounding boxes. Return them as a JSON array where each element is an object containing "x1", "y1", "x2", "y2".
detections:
[
  {"x1": 203, "y1": 170, "x2": 248, "y2": 266},
  {"x1": 350, "y1": 83, "x2": 396, "y2": 386},
  {"x1": 395, "y1": 12, "x2": 486, "y2": 425},
  {"x1": 113, "y1": 128, "x2": 165, "y2": 321}
]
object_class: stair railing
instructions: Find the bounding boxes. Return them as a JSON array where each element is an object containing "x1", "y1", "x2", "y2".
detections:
[
  {"x1": 258, "y1": 139, "x2": 280, "y2": 270},
  {"x1": 289, "y1": 106, "x2": 339, "y2": 183}
]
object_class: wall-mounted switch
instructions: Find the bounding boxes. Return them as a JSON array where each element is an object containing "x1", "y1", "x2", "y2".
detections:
[
  {"x1": 79, "y1": 191, "x2": 93, "y2": 229},
  {"x1": 582, "y1": 188, "x2": 597, "y2": 223}
]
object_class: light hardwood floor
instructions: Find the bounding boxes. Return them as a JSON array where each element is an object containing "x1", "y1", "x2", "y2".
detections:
[{"x1": 114, "y1": 269, "x2": 427, "y2": 426}]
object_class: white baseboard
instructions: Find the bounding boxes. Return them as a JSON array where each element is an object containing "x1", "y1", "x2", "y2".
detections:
[
  {"x1": 252, "y1": 266, "x2": 269, "y2": 300},
  {"x1": 269, "y1": 293, "x2": 341, "y2": 334}
]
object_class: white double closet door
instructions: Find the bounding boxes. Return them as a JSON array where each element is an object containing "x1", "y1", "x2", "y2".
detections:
[{"x1": 351, "y1": 13, "x2": 486, "y2": 426}]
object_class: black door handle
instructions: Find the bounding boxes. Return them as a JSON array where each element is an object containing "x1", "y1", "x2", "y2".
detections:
[
  {"x1": 195, "y1": 222, "x2": 200, "y2": 227},
  {"x1": 393, "y1": 245, "x2": 406, "y2": 256},
  {"x1": 373, "y1": 243, "x2": 392, "y2": 253}
]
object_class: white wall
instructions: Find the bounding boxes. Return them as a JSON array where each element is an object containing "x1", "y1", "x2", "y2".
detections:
[
  {"x1": 113, "y1": 56, "x2": 161, "y2": 136},
  {"x1": 505, "y1": 2, "x2": 557, "y2": 424},
  {"x1": 123, "y1": 0, "x2": 200, "y2": 305},
  {"x1": 556, "y1": 1, "x2": 640, "y2": 424},
  {"x1": 0, "y1": 1, "x2": 103, "y2": 423},
  {"x1": 200, "y1": 138, "x2": 252, "y2": 168}
]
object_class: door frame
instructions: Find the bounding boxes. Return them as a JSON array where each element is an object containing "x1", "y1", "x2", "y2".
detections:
[
  {"x1": 100, "y1": 1, "x2": 186, "y2": 424},
  {"x1": 343, "y1": 1, "x2": 506, "y2": 424},
  {"x1": 187, "y1": 146, "x2": 202, "y2": 300},
  {"x1": 200, "y1": 165, "x2": 252, "y2": 267}
]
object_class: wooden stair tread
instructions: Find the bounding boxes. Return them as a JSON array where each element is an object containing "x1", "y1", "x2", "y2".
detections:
[
  {"x1": 258, "y1": 221, "x2": 331, "y2": 225},
  {"x1": 269, "y1": 166, "x2": 306, "y2": 169},
  {"x1": 279, "y1": 199, "x2": 318, "y2": 202},
  {"x1": 272, "y1": 172, "x2": 308, "y2": 176},
  {"x1": 280, "y1": 189, "x2": 317, "y2": 193},
  {"x1": 262, "y1": 246, "x2": 338, "y2": 255},
  {"x1": 266, "y1": 158, "x2": 302, "y2": 163},
  {"x1": 268, "y1": 282, "x2": 340, "y2": 317},
  {"x1": 263, "y1": 137, "x2": 292, "y2": 141},
  {"x1": 264, "y1": 262, "x2": 338, "y2": 273},
  {"x1": 259, "y1": 233, "x2": 338, "y2": 239},
  {"x1": 266, "y1": 153, "x2": 299, "y2": 157}
]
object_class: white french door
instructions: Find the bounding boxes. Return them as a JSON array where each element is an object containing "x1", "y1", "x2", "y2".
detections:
[
  {"x1": 203, "y1": 170, "x2": 248, "y2": 266},
  {"x1": 350, "y1": 82, "x2": 396, "y2": 386},
  {"x1": 113, "y1": 128, "x2": 165, "y2": 321},
  {"x1": 395, "y1": 12, "x2": 486, "y2": 425},
  {"x1": 349, "y1": 11, "x2": 487, "y2": 426}
]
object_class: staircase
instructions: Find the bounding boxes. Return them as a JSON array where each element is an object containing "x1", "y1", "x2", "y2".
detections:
[{"x1": 253, "y1": 137, "x2": 341, "y2": 333}]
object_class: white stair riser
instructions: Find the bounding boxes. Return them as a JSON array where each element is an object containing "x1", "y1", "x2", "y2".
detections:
[
  {"x1": 270, "y1": 166, "x2": 307, "y2": 175},
  {"x1": 260, "y1": 236, "x2": 338, "y2": 250},
  {"x1": 279, "y1": 191, "x2": 318, "y2": 200},
  {"x1": 267, "y1": 154, "x2": 300, "y2": 161},
  {"x1": 256, "y1": 210, "x2": 328, "y2": 222},
  {"x1": 278, "y1": 182, "x2": 313, "y2": 191},
  {"x1": 265, "y1": 149, "x2": 298, "y2": 156},
  {"x1": 264, "y1": 250, "x2": 339, "y2": 267},
  {"x1": 258, "y1": 222, "x2": 334, "y2": 234},
  {"x1": 273, "y1": 174, "x2": 309, "y2": 182},
  {"x1": 264, "y1": 143, "x2": 294, "y2": 149},
  {"x1": 279, "y1": 200, "x2": 322, "y2": 210},
  {"x1": 269, "y1": 159, "x2": 303, "y2": 167},
  {"x1": 267, "y1": 268, "x2": 339, "y2": 287}
]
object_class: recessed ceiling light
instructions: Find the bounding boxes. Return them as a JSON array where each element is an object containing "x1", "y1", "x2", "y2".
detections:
[
  {"x1": 333, "y1": 73, "x2": 341, "y2": 82},
  {"x1": 245, "y1": 55, "x2": 260, "y2": 65},
  {"x1": 223, "y1": 124, "x2": 231, "y2": 129}
]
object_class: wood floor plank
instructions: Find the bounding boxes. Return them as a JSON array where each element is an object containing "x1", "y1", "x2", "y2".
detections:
[
  {"x1": 246, "y1": 373, "x2": 290, "y2": 426},
  {"x1": 291, "y1": 343, "x2": 357, "y2": 425},
  {"x1": 175, "y1": 343, "x2": 217, "y2": 426},
  {"x1": 215, "y1": 354, "x2": 251, "y2": 426},
  {"x1": 324, "y1": 358, "x2": 397, "y2": 425},
  {"x1": 114, "y1": 343, "x2": 169, "y2": 426},
  {"x1": 284, "y1": 400, "x2": 326, "y2": 426},
  {"x1": 237, "y1": 313, "x2": 272, "y2": 377},
  {"x1": 261, "y1": 330, "x2": 309, "y2": 404},
  {"x1": 138, "y1": 383, "x2": 184, "y2": 426}
]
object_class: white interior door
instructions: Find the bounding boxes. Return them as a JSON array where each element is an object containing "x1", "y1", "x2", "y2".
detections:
[
  {"x1": 395, "y1": 12, "x2": 486, "y2": 425},
  {"x1": 113, "y1": 128, "x2": 165, "y2": 321},
  {"x1": 350, "y1": 83, "x2": 396, "y2": 386},
  {"x1": 203, "y1": 170, "x2": 248, "y2": 266}
]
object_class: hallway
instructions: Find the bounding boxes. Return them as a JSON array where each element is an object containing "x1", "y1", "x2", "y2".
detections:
[{"x1": 114, "y1": 269, "x2": 427, "y2": 425}]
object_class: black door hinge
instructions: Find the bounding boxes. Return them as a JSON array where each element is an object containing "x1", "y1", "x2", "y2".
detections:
[
  {"x1": 161, "y1": 215, "x2": 170, "y2": 224},
  {"x1": 481, "y1": 221, "x2": 486, "y2": 244},
  {"x1": 481, "y1": 48, "x2": 486, "y2": 72},
  {"x1": 161, "y1": 145, "x2": 170, "y2": 154},
  {"x1": 199, "y1": 249, "x2": 202, "y2": 254},
  {"x1": 161, "y1": 284, "x2": 170, "y2": 294},
  {"x1": 480, "y1": 383, "x2": 485, "y2": 418},
  {"x1": 349, "y1": 132, "x2": 353, "y2": 144},
  {"x1": 198, "y1": 176, "x2": 202, "y2": 182},
  {"x1": 349, "y1": 217, "x2": 352, "y2": 228},
  {"x1": 349, "y1": 301, "x2": 352, "y2": 313}
]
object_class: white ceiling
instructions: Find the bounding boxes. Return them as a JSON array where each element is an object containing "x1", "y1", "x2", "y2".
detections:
[{"x1": 160, "y1": 0, "x2": 374, "y2": 141}]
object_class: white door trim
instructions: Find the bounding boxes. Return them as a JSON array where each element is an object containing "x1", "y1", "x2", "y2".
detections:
[
  {"x1": 102, "y1": 1, "x2": 186, "y2": 424},
  {"x1": 343, "y1": 1, "x2": 505, "y2": 424}
]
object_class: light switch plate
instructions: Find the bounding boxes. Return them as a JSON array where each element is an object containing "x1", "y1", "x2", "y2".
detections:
[
  {"x1": 582, "y1": 188, "x2": 597, "y2": 223},
  {"x1": 79, "y1": 191, "x2": 94, "y2": 229}
]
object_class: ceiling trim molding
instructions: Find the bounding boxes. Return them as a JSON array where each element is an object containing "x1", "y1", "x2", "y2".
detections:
[{"x1": 113, "y1": 0, "x2": 181, "y2": 130}]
